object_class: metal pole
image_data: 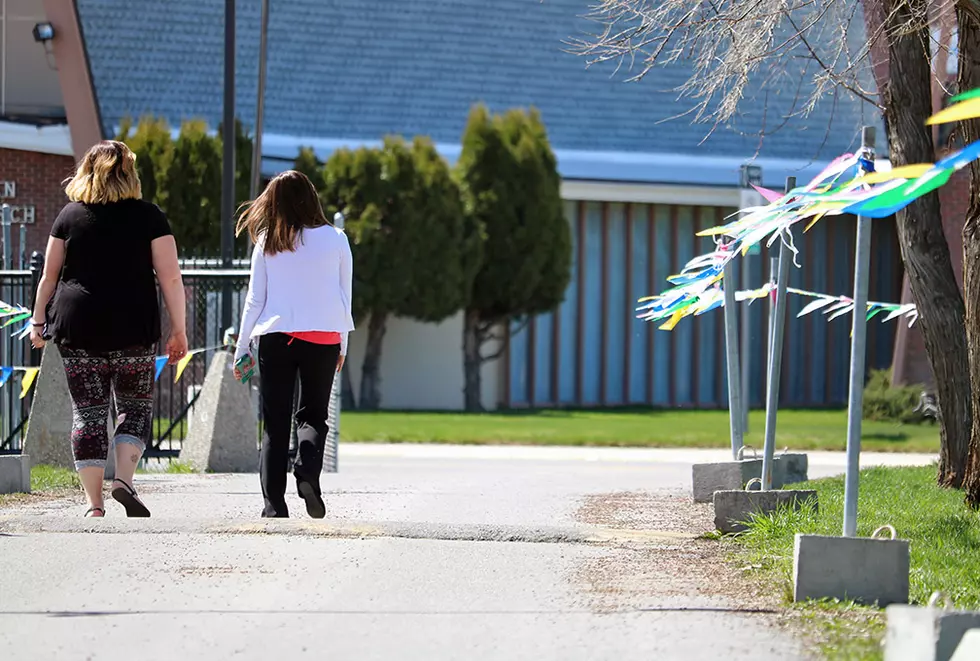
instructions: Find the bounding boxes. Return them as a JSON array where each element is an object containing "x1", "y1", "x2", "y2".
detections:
[
  {"x1": 1, "y1": 204, "x2": 9, "y2": 445},
  {"x1": 722, "y1": 250, "x2": 744, "y2": 460},
  {"x1": 249, "y1": 0, "x2": 269, "y2": 202},
  {"x1": 1, "y1": 203, "x2": 11, "y2": 269},
  {"x1": 842, "y1": 126, "x2": 876, "y2": 537},
  {"x1": 767, "y1": 256, "x2": 777, "y2": 378},
  {"x1": 740, "y1": 253, "x2": 751, "y2": 433},
  {"x1": 324, "y1": 211, "x2": 346, "y2": 473},
  {"x1": 761, "y1": 177, "x2": 796, "y2": 490},
  {"x1": 220, "y1": 0, "x2": 236, "y2": 330},
  {"x1": 18, "y1": 224, "x2": 26, "y2": 269}
]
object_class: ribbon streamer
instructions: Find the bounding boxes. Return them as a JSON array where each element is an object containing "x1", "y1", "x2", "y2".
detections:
[
  {"x1": 19, "y1": 368, "x2": 38, "y2": 399},
  {"x1": 637, "y1": 283, "x2": 917, "y2": 330}
]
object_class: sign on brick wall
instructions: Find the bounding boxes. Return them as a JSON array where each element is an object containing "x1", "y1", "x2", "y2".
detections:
[{"x1": 0, "y1": 181, "x2": 36, "y2": 224}]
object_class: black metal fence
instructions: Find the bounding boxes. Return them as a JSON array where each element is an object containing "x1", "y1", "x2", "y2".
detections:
[
  {"x1": 0, "y1": 267, "x2": 40, "y2": 452},
  {"x1": 0, "y1": 255, "x2": 252, "y2": 458}
]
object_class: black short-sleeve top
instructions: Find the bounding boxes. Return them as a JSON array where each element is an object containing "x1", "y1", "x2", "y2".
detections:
[{"x1": 45, "y1": 199, "x2": 174, "y2": 351}]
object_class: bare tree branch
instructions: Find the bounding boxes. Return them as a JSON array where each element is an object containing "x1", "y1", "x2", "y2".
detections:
[{"x1": 566, "y1": 0, "x2": 954, "y2": 152}]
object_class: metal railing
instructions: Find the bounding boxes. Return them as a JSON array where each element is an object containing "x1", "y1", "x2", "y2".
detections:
[{"x1": 0, "y1": 254, "x2": 253, "y2": 458}]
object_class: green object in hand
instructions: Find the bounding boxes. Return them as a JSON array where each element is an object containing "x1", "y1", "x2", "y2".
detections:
[{"x1": 235, "y1": 354, "x2": 255, "y2": 383}]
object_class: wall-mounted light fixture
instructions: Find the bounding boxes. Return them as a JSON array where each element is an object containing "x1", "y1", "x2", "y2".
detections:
[{"x1": 32, "y1": 22, "x2": 55, "y2": 43}]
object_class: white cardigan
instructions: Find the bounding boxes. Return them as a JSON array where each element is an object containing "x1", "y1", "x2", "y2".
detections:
[{"x1": 235, "y1": 224, "x2": 354, "y2": 360}]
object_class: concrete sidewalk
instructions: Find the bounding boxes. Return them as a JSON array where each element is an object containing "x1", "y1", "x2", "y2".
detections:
[{"x1": 1, "y1": 443, "x2": 925, "y2": 660}]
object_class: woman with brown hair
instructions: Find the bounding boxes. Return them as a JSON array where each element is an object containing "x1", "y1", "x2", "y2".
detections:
[
  {"x1": 234, "y1": 169, "x2": 353, "y2": 519},
  {"x1": 30, "y1": 140, "x2": 188, "y2": 518}
]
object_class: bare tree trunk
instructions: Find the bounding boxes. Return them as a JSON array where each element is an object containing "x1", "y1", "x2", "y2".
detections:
[
  {"x1": 463, "y1": 308, "x2": 483, "y2": 412},
  {"x1": 881, "y1": 0, "x2": 972, "y2": 487},
  {"x1": 358, "y1": 313, "x2": 387, "y2": 411},
  {"x1": 955, "y1": 6, "x2": 980, "y2": 506}
]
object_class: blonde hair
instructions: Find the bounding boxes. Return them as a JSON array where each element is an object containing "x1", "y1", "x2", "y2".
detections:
[{"x1": 64, "y1": 140, "x2": 142, "y2": 204}]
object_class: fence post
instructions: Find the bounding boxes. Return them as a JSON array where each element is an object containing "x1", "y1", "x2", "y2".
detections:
[{"x1": 29, "y1": 251, "x2": 44, "y2": 367}]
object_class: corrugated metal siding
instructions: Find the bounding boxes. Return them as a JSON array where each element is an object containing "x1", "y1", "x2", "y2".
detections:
[{"x1": 506, "y1": 201, "x2": 904, "y2": 409}]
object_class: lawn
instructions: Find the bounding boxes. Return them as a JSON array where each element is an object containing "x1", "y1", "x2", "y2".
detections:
[
  {"x1": 0, "y1": 463, "x2": 80, "y2": 507},
  {"x1": 734, "y1": 465, "x2": 980, "y2": 659},
  {"x1": 339, "y1": 408, "x2": 939, "y2": 453}
]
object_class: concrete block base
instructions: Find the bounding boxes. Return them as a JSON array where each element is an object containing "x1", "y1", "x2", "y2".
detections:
[
  {"x1": 692, "y1": 452, "x2": 810, "y2": 503},
  {"x1": 884, "y1": 603, "x2": 980, "y2": 661},
  {"x1": 181, "y1": 351, "x2": 259, "y2": 473},
  {"x1": 774, "y1": 452, "x2": 808, "y2": 485},
  {"x1": 712, "y1": 489, "x2": 817, "y2": 534},
  {"x1": 794, "y1": 533, "x2": 910, "y2": 606},
  {"x1": 0, "y1": 454, "x2": 30, "y2": 494},
  {"x1": 692, "y1": 459, "x2": 763, "y2": 503},
  {"x1": 951, "y1": 629, "x2": 980, "y2": 661}
]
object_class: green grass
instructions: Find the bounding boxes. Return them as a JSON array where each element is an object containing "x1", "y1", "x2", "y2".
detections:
[
  {"x1": 734, "y1": 465, "x2": 980, "y2": 659},
  {"x1": 339, "y1": 408, "x2": 939, "y2": 452},
  {"x1": 1, "y1": 464, "x2": 81, "y2": 506},
  {"x1": 29, "y1": 464, "x2": 80, "y2": 492},
  {"x1": 164, "y1": 460, "x2": 195, "y2": 474},
  {"x1": 153, "y1": 417, "x2": 187, "y2": 439}
]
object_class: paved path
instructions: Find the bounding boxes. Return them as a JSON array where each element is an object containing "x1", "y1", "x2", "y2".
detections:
[{"x1": 0, "y1": 445, "x2": 936, "y2": 660}]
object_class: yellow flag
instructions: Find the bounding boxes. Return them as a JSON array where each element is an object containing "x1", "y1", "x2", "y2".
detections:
[
  {"x1": 658, "y1": 310, "x2": 686, "y2": 331},
  {"x1": 174, "y1": 352, "x2": 194, "y2": 383},
  {"x1": 926, "y1": 97, "x2": 980, "y2": 125},
  {"x1": 19, "y1": 368, "x2": 39, "y2": 399},
  {"x1": 853, "y1": 163, "x2": 933, "y2": 185}
]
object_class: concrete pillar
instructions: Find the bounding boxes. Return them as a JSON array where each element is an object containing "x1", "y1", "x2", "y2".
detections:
[
  {"x1": 23, "y1": 345, "x2": 74, "y2": 470},
  {"x1": 180, "y1": 350, "x2": 259, "y2": 472}
]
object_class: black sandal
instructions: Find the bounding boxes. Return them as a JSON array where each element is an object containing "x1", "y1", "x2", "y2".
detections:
[
  {"x1": 84, "y1": 506, "x2": 105, "y2": 518},
  {"x1": 111, "y1": 478, "x2": 151, "y2": 518}
]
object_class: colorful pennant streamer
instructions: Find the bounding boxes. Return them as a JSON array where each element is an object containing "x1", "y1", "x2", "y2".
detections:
[
  {"x1": 660, "y1": 134, "x2": 980, "y2": 301},
  {"x1": 0, "y1": 343, "x2": 228, "y2": 400},
  {"x1": 636, "y1": 282, "x2": 916, "y2": 331},
  {"x1": 0, "y1": 300, "x2": 33, "y2": 340}
]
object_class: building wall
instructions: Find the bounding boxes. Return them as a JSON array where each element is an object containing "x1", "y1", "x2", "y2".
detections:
[
  {"x1": 0, "y1": 146, "x2": 71, "y2": 263},
  {"x1": 346, "y1": 312, "x2": 502, "y2": 411},
  {"x1": 505, "y1": 199, "x2": 905, "y2": 409},
  {"x1": 2, "y1": 0, "x2": 65, "y2": 119}
]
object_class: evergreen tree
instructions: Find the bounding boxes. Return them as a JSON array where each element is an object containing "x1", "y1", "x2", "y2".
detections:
[
  {"x1": 294, "y1": 147, "x2": 324, "y2": 190},
  {"x1": 456, "y1": 105, "x2": 572, "y2": 410},
  {"x1": 160, "y1": 120, "x2": 223, "y2": 254},
  {"x1": 117, "y1": 116, "x2": 173, "y2": 205},
  {"x1": 321, "y1": 137, "x2": 475, "y2": 410}
]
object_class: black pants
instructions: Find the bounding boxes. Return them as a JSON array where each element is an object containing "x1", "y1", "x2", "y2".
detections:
[{"x1": 258, "y1": 333, "x2": 340, "y2": 517}]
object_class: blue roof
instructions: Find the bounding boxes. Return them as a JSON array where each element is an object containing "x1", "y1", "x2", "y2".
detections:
[{"x1": 77, "y1": 0, "x2": 882, "y2": 188}]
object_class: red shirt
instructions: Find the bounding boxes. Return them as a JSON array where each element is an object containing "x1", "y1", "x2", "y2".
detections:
[{"x1": 286, "y1": 331, "x2": 341, "y2": 345}]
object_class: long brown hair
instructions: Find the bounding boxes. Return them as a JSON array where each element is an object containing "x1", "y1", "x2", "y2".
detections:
[
  {"x1": 63, "y1": 140, "x2": 142, "y2": 204},
  {"x1": 235, "y1": 170, "x2": 329, "y2": 255}
]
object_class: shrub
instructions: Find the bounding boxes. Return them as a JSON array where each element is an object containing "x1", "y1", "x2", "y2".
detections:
[{"x1": 863, "y1": 369, "x2": 929, "y2": 424}]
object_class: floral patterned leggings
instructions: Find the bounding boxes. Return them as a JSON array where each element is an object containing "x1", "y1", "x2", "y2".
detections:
[{"x1": 59, "y1": 346, "x2": 156, "y2": 470}]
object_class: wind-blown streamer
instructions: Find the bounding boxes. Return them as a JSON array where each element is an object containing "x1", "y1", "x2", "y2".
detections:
[
  {"x1": 926, "y1": 87, "x2": 980, "y2": 125},
  {"x1": 636, "y1": 283, "x2": 916, "y2": 331},
  {"x1": 656, "y1": 135, "x2": 980, "y2": 299}
]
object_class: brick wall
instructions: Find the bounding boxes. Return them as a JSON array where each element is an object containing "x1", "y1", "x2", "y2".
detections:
[{"x1": 0, "y1": 147, "x2": 73, "y2": 264}]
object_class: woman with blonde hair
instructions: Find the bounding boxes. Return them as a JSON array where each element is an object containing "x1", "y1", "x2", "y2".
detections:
[
  {"x1": 234, "y1": 170, "x2": 353, "y2": 518},
  {"x1": 30, "y1": 140, "x2": 187, "y2": 518}
]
